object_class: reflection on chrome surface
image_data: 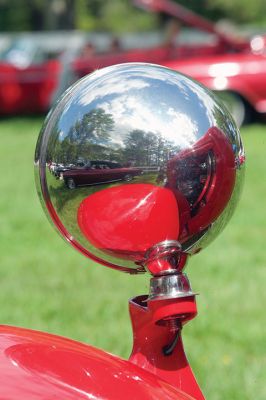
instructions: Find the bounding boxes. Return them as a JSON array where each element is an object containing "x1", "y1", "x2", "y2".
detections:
[{"x1": 35, "y1": 63, "x2": 245, "y2": 273}]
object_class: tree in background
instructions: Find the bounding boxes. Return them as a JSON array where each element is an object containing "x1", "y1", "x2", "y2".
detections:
[
  {"x1": 0, "y1": 0, "x2": 76, "y2": 31},
  {"x1": 206, "y1": 0, "x2": 266, "y2": 25},
  {"x1": 0, "y1": 0, "x2": 265, "y2": 32},
  {"x1": 76, "y1": 0, "x2": 159, "y2": 32},
  {"x1": 0, "y1": 0, "x2": 157, "y2": 32}
]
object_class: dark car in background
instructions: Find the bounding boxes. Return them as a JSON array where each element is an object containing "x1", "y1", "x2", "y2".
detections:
[{"x1": 62, "y1": 160, "x2": 143, "y2": 189}]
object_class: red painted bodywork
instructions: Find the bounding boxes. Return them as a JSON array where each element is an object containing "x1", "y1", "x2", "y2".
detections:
[
  {"x1": 163, "y1": 52, "x2": 266, "y2": 114},
  {"x1": 0, "y1": 60, "x2": 61, "y2": 114},
  {"x1": 78, "y1": 183, "x2": 180, "y2": 262},
  {"x1": 0, "y1": 321, "x2": 195, "y2": 399},
  {"x1": 77, "y1": 127, "x2": 235, "y2": 268},
  {"x1": 72, "y1": 1, "x2": 266, "y2": 117},
  {"x1": 134, "y1": 0, "x2": 266, "y2": 114},
  {"x1": 129, "y1": 294, "x2": 204, "y2": 400},
  {"x1": 166, "y1": 127, "x2": 236, "y2": 243}
]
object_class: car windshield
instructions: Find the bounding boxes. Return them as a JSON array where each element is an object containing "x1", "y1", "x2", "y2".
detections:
[
  {"x1": 0, "y1": 33, "x2": 87, "y2": 68},
  {"x1": 0, "y1": 37, "x2": 41, "y2": 67},
  {"x1": 89, "y1": 161, "x2": 122, "y2": 169}
]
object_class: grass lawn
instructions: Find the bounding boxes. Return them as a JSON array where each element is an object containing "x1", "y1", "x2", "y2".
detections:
[{"x1": 0, "y1": 116, "x2": 265, "y2": 399}]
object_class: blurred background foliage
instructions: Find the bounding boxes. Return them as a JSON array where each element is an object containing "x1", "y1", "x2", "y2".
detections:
[
  {"x1": 0, "y1": 1, "x2": 265, "y2": 399},
  {"x1": 0, "y1": 0, "x2": 266, "y2": 33}
]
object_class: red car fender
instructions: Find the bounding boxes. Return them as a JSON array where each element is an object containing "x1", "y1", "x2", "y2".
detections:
[
  {"x1": 0, "y1": 325, "x2": 194, "y2": 400},
  {"x1": 164, "y1": 53, "x2": 266, "y2": 114}
]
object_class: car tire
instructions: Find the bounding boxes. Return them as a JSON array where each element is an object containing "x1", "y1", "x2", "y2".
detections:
[
  {"x1": 124, "y1": 174, "x2": 133, "y2": 182},
  {"x1": 66, "y1": 178, "x2": 76, "y2": 189},
  {"x1": 215, "y1": 91, "x2": 251, "y2": 127}
]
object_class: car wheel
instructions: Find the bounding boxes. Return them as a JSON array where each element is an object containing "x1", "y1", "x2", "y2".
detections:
[
  {"x1": 215, "y1": 91, "x2": 250, "y2": 127},
  {"x1": 66, "y1": 178, "x2": 76, "y2": 189},
  {"x1": 124, "y1": 174, "x2": 133, "y2": 182}
]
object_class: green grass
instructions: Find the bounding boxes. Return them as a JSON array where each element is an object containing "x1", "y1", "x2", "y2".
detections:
[{"x1": 0, "y1": 117, "x2": 265, "y2": 399}]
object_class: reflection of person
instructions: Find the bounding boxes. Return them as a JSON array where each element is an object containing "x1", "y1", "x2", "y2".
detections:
[
  {"x1": 164, "y1": 19, "x2": 181, "y2": 48},
  {"x1": 156, "y1": 165, "x2": 166, "y2": 184},
  {"x1": 80, "y1": 42, "x2": 96, "y2": 58},
  {"x1": 110, "y1": 37, "x2": 121, "y2": 53}
]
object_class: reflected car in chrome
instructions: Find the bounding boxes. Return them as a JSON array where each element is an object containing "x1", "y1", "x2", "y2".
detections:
[{"x1": 62, "y1": 160, "x2": 143, "y2": 189}]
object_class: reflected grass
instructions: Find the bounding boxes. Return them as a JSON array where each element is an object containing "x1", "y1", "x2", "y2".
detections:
[{"x1": 47, "y1": 169, "x2": 159, "y2": 265}]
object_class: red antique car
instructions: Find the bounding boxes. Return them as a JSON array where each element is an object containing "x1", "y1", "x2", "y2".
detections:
[
  {"x1": 0, "y1": 31, "x2": 89, "y2": 114},
  {"x1": 162, "y1": 50, "x2": 266, "y2": 126},
  {"x1": 0, "y1": 0, "x2": 266, "y2": 125},
  {"x1": 72, "y1": 0, "x2": 266, "y2": 126},
  {"x1": 1, "y1": 1, "x2": 266, "y2": 125}
]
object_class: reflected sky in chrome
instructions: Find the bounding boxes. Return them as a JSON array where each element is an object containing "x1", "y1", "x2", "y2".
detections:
[
  {"x1": 57, "y1": 64, "x2": 222, "y2": 149},
  {"x1": 35, "y1": 63, "x2": 245, "y2": 273}
]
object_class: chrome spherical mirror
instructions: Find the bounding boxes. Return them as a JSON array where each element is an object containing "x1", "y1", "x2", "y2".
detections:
[{"x1": 35, "y1": 63, "x2": 245, "y2": 275}]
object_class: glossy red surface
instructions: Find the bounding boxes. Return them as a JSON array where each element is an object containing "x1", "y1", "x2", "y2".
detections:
[
  {"x1": 166, "y1": 127, "x2": 236, "y2": 244},
  {"x1": 40, "y1": 174, "x2": 137, "y2": 274},
  {"x1": 78, "y1": 183, "x2": 180, "y2": 262},
  {"x1": 0, "y1": 60, "x2": 61, "y2": 114},
  {"x1": 77, "y1": 127, "x2": 235, "y2": 269},
  {"x1": 72, "y1": 1, "x2": 266, "y2": 120},
  {"x1": 129, "y1": 295, "x2": 204, "y2": 400},
  {"x1": 163, "y1": 53, "x2": 266, "y2": 114},
  {"x1": 0, "y1": 325, "x2": 194, "y2": 399}
]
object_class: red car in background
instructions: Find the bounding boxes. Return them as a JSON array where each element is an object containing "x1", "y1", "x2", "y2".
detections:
[
  {"x1": 139, "y1": 0, "x2": 266, "y2": 126},
  {"x1": 72, "y1": 0, "x2": 266, "y2": 126},
  {"x1": 1, "y1": 0, "x2": 266, "y2": 126},
  {"x1": 0, "y1": 31, "x2": 88, "y2": 115},
  {"x1": 163, "y1": 50, "x2": 266, "y2": 126}
]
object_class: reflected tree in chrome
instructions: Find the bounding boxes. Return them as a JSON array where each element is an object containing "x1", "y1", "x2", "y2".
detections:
[{"x1": 35, "y1": 63, "x2": 245, "y2": 273}]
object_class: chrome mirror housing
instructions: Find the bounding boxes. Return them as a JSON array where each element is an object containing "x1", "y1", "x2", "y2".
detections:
[{"x1": 35, "y1": 63, "x2": 245, "y2": 275}]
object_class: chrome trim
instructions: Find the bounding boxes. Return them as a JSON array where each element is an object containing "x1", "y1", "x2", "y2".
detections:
[
  {"x1": 148, "y1": 273, "x2": 195, "y2": 301},
  {"x1": 35, "y1": 63, "x2": 245, "y2": 273}
]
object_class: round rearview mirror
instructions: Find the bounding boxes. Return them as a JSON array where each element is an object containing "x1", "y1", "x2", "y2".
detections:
[{"x1": 35, "y1": 63, "x2": 245, "y2": 274}]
